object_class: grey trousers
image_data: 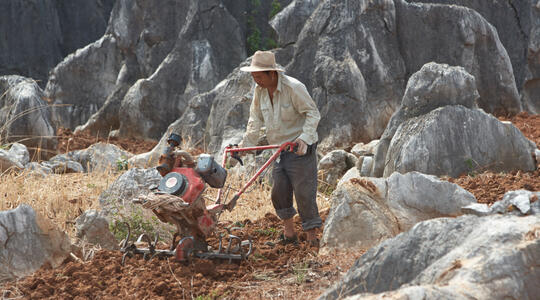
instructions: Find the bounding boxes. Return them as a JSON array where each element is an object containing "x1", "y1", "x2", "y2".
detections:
[{"x1": 271, "y1": 143, "x2": 322, "y2": 231}]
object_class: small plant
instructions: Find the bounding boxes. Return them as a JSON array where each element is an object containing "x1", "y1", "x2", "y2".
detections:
[
  {"x1": 269, "y1": 0, "x2": 282, "y2": 19},
  {"x1": 116, "y1": 157, "x2": 129, "y2": 171},
  {"x1": 86, "y1": 183, "x2": 96, "y2": 188},
  {"x1": 464, "y1": 158, "x2": 479, "y2": 177},
  {"x1": 254, "y1": 253, "x2": 267, "y2": 260},
  {"x1": 265, "y1": 37, "x2": 278, "y2": 50},
  {"x1": 255, "y1": 227, "x2": 277, "y2": 236},
  {"x1": 293, "y1": 262, "x2": 309, "y2": 285},
  {"x1": 108, "y1": 205, "x2": 164, "y2": 241}
]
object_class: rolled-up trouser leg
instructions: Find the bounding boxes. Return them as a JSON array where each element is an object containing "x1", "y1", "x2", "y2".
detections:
[
  {"x1": 271, "y1": 144, "x2": 322, "y2": 231},
  {"x1": 271, "y1": 160, "x2": 296, "y2": 220}
]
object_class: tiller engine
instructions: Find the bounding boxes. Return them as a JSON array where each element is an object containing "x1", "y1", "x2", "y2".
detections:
[{"x1": 120, "y1": 133, "x2": 297, "y2": 265}]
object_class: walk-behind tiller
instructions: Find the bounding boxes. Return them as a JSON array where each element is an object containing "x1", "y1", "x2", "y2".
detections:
[{"x1": 120, "y1": 133, "x2": 297, "y2": 264}]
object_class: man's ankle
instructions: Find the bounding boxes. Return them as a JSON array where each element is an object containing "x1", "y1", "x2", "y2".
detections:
[
  {"x1": 283, "y1": 218, "x2": 296, "y2": 238},
  {"x1": 306, "y1": 228, "x2": 319, "y2": 241}
]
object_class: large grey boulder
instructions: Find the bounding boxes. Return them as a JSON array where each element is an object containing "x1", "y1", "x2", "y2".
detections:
[
  {"x1": 75, "y1": 209, "x2": 119, "y2": 250},
  {"x1": 0, "y1": 143, "x2": 29, "y2": 172},
  {"x1": 372, "y1": 62, "x2": 532, "y2": 178},
  {"x1": 99, "y1": 167, "x2": 161, "y2": 210},
  {"x1": 385, "y1": 172, "x2": 476, "y2": 229},
  {"x1": 383, "y1": 106, "x2": 537, "y2": 177},
  {"x1": 318, "y1": 150, "x2": 357, "y2": 186},
  {"x1": 394, "y1": 0, "x2": 521, "y2": 115},
  {"x1": 128, "y1": 60, "x2": 253, "y2": 167},
  {"x1": 0, "y1": 204, "x2": 71, "y2": 283},
  {"x1": 0, "y1": 0, "x2": 114, "y2": 86},
  {"x1": 50, "y1": 143, "x2": 132, "y2": 172},
  {"x1": 322, "y1": 171, "x2": 476, "y2": 252},
  {"x1": 320, "y1": 214, "x2": 540, "y2": 300},
  {"x1": 286, "y1": 0, "x2": 406, "y2": 152},
  {"x1": 0, "y1": 76, "x2": 57, "y2": 160},
  {"x1": 46, "y1": 35, "x2": 123, "y2": 131},
  {"x1": 47, "y1": 0, "x2": 246, "y2": 142},
  {"x1": 269, "y1": 0, "x2": 321, "y2": 47},
  {"x1": 321, "y1": 178, "x2": 399, "y2": 252},
  {"x1": 406, "y1": 0, "x2": 540, "y2": 114},
  {"x1": 523, "y1": 1, "x2": 540, "y2": 113}
]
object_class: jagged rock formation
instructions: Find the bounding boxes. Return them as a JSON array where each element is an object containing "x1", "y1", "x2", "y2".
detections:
[
  {"x1": 0, "y1": 75, "x2": 57, "y2": 159},
  {"x1": 0, "y1": 0, "x2": 114, "y2": 86},
  {"x1": 321, "y1": 172, "x2": 476, "y2": 251},
  {"x1": 47, "y1": 0, "x2": 246, "y2": 141},
  {"x1": 320, "y1": 214, "x2": 540, "y2": 300},
  {"x1": 0, "y1": 205, "x2": 71, "y2": 283},
  {"x1": 371, "y1": 62, "x2": 535, "y2": 178},
  {"x1": 407, "y1": 0, "x2": 540, "y2": 114}
]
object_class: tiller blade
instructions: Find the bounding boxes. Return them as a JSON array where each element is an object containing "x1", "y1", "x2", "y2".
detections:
[{"x1": 119, "y1": 223, "x2": 252, "y2": 265}]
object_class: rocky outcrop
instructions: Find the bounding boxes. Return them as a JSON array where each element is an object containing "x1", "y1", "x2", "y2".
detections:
[
  {"x1": 0, "y1": 143, "x2": 29, "y2": 172},
  {"x1": 0, "y1": 0, "x2": 114, "y2": 86},
  {"x1": 320, "y1": 214, "x2": 540, "y2": 300},
  {"x1": 463, "y1": 190, "x2": 540, "y2": 216},
  {"x1": 286, "y1": 0, "x2": 406, "y2": 152},
  {"x1": 47, "y1": 0, "x2": 246, "y2": 142},
  {"x1": 0, "y1": 76, "x2": 57, "y2": 160},
  {"x1": 51, "y1": 143, "x2": 132, "y2": 173},
  {"x1": 0, "y1": 204, "x2": 71, "y2": 283},
  {"x1": 383, "y1": 106, "x2": 536, "y2": 177},
  {"x1": 318, "y1": 150, "x2": 357, "y2": 186},
  {"x1": 394, "y1": 0, "x2": 521, "y2": 115},
  {"x1": 407, "y1": 0, "x2": 540, "y2": 114},
  {"x1": 75, "y1": 210, "x2": 119, "y2": 250},
  {"x1": 523, "y1": 1, "x2": 540, "y2": 113},
  {"x1": 99, "y1": 168, "x2": 161, "y2": 210},
  {"x1": 45, "y1": 35, "x2": 122, "y2": 131},
  {"x1": 372, "y1": 62, "x2": 534, "y2": 178},
  {"x1": 321, "y1": 172, "x2": 476, "y2": 251},
  {"x1": 269, "y1": 0, "x2": 321, "y2": 47}
]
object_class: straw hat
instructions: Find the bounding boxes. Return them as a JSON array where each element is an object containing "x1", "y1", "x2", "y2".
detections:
[{"x1": 240, "y1": 50, "x2": 285, "y2": 72}]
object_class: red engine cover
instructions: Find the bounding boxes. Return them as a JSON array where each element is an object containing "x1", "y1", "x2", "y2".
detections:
[{"x1": 170, "y1": 167, "x2": 205, "y2": 204}]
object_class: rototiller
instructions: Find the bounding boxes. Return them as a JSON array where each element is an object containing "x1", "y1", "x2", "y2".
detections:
[{"x1": 120, "y1": 133, "x2": 297, "y2": 264}]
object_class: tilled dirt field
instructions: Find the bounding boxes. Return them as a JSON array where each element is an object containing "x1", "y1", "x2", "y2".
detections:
[
  {"x1": 2, "y1": 211, "x2": 363, "y2": 300},
  {"x1": 2, "y1": 114, "x2": 538, "y2": 299}
]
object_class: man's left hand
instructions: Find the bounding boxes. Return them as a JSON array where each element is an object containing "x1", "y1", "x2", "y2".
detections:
[{"x1": 294, "y1": 138, "x2": 308, "y2": 156}]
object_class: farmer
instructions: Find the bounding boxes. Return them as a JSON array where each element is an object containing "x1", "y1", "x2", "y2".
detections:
[{"x1": 239, "y1": 50, "x2": 322, "y2": 245}]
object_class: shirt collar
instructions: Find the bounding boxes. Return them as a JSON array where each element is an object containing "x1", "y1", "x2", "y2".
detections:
[{"x1": 276, "y1": 73, "x2": 283, "y2": 93}]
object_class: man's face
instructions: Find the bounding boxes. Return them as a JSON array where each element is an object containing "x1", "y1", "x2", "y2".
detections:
[{"x1": 251, "y1": 71, "x2": 274, "y2": 88}]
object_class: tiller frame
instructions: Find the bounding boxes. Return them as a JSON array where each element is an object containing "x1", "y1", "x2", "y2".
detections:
[{"x1": 120, "y1": 138, "x2": 296, "y2": 264}]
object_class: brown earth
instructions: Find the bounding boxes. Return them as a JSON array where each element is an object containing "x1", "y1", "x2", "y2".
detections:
[
  {"x1": 2, "y1": 211, "x2": 364, "y2": 299},
  {"x1": 57, "y1": 128, "x2": 158, "y2": 155},
  {"x1": 449, "y1": 112, "x2": 540, "y2": 204},
  {"x1": 2, "y1": 114, "x2": 538, "y2": 299}
]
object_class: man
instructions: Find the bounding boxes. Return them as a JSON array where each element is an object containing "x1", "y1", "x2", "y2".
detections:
[{"x1": 239, "y1": 50, "x2": 321, "y2": 245}]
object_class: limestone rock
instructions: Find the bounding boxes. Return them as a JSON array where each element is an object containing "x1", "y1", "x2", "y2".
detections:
[
  {"x1": 320, "y1": 214, "x2": 540, "y2": 300},
  {"x1": 99, "y1": 168, "x2": 161, "y2": 211},
  {"x1": 318, "y1": 150, "x2": 357, "y2": 186},
  {"x1": 0, "y1": 76, "x2": 57, "y2": 160},
  {"x1": 321, "y1": 178, "x2": 399, "y2": 251},
  {"x1": 372, "y1": 62, "x2": 480, "y2": 177},
  {"x1": 0, "y1": 204, "x2": 71, "y2": 282},
  {"x1": 384, "y1": 106, "x2": 536, "y2": 177},
  {"x1": 54, "y1": 143, "x2": 133, "y2": 173},
  {"x1": 0, "y1": 0, "x2": 113, "y2": 86},
  {"x1": 75, "y1": 210, "x2": 119, "y2": 250},
  {"x1": 395, "y1": 1, "x2": 521, "y2": 115},
  {"x1": 269, "y1": 0, "x2": 321, "y2": 46},
  {"x1": 322, "y1": 171, "x2": 476, "y2": 252}
]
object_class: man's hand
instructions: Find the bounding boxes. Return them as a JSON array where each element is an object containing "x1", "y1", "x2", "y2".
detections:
[{"x1": 294, "y1": 138, "x2": 308, "y2": 156}]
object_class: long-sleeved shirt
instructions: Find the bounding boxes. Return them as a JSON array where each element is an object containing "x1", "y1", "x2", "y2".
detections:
[{"x1": 241, "y1": 73, "x2": 320, "y2": 147}]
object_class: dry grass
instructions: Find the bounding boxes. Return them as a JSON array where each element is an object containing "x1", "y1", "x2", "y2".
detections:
[
  {"x1": 0, "y1": 168, "x2": 121, "y2": 238},
  {"x1": 0, "y1": 166, "x2": 332, "y2": 239},
  {"x1": 205, "y1": 172, "x2": 332, "y2": 224}
]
